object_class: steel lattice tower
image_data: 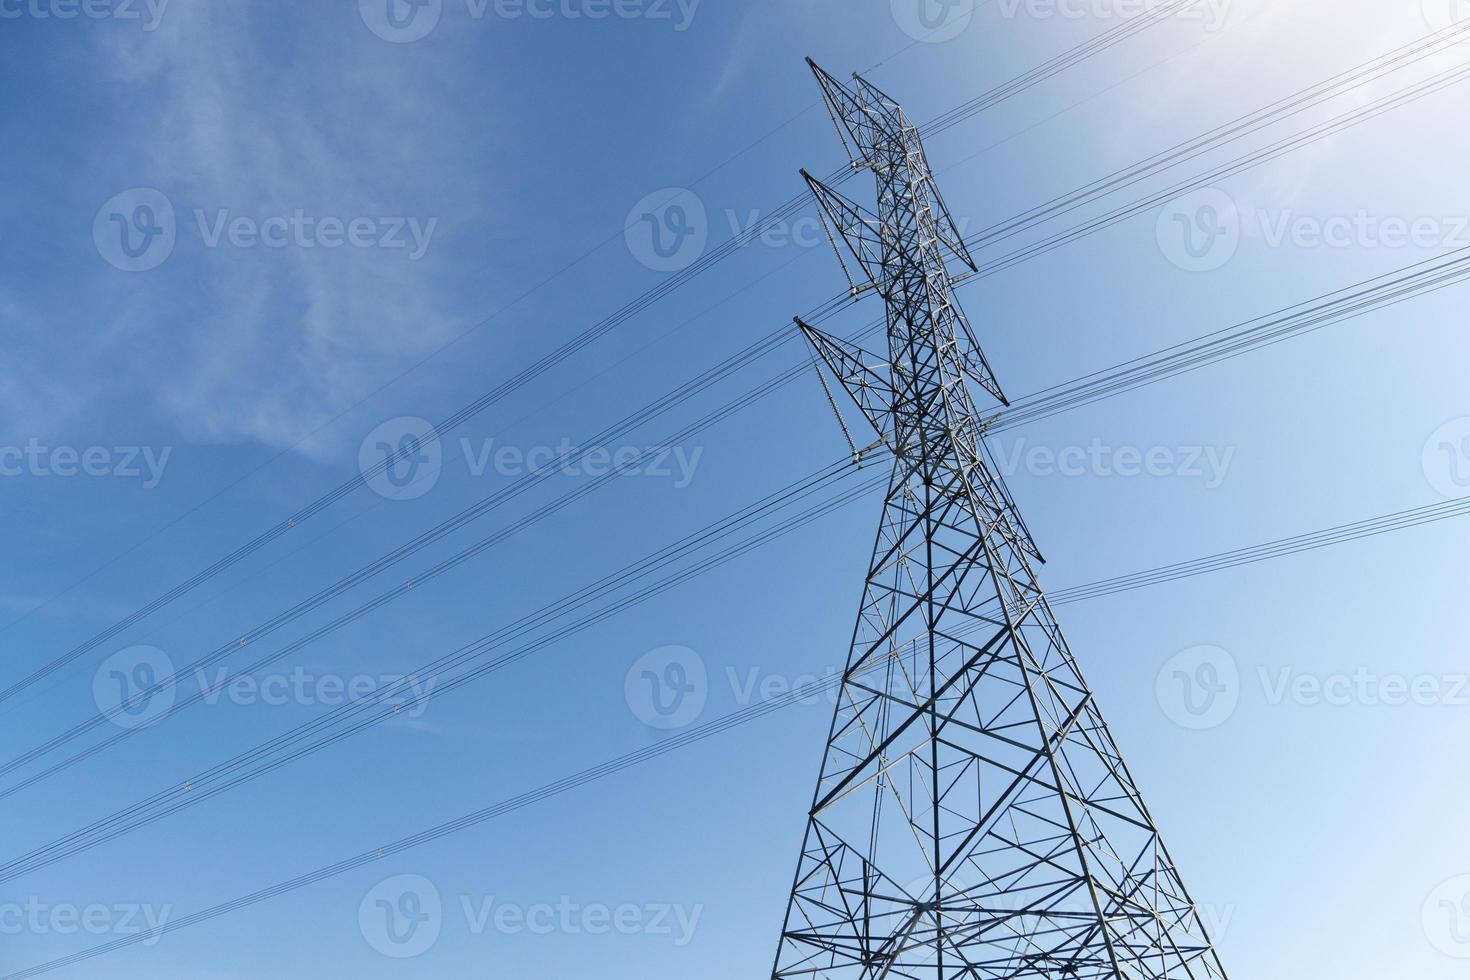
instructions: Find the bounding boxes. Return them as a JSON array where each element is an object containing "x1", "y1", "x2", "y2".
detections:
[{"x1": 769, "y1": 61, "x2": 1230, "y2": 980}]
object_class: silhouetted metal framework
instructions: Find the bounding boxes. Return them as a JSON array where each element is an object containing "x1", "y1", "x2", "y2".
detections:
[{"x1": 770, "y1": 61, "x2": 1230, "y2": 980}]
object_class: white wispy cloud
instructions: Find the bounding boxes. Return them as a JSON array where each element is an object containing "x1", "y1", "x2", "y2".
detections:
[{"x1": 91, "y1": 4, "x2": 493, "y2": 459}]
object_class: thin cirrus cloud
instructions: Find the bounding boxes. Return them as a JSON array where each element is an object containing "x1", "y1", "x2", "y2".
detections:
[{"x1": 89, "y1": 4, "x2": 486, "y2": 460}]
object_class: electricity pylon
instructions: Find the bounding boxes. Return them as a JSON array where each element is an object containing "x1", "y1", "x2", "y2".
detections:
[{"x1": 770, "y1": 60, "x2": 1230, "y2": 980}]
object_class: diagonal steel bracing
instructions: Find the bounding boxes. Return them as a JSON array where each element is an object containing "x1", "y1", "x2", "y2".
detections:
[{"x1": 768, "y1": 59, "x2": 1230, "y2": 980}]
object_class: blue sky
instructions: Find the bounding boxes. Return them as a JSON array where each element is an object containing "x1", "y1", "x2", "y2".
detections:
[{"x1": 2, "y1": 0, "x2": 1470, "y2": 976}]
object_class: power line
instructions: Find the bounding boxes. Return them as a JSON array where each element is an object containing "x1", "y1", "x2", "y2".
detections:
[
  {"x1": 0, "y1": 462, "x2": 880, "y2": 882},
  {"x1": 0, "y1": 340, "x2": 843, "y2": 791},
  {"x1": 965, "y1": 57, "x2": 1470, "y2": 278},
  {"x1": 10, "y1": 22, "x2": 1466, "y2": 790},
  {"x1": 0, "y1": 5, "x2": 1193, "y2": 706},
  {"x1": 957, "y1": 20, "x2": 1470, "y2": 249},
  {"x1": 10, "y1": 180, "x2": 1470, "y2": 896},
  {"x1": 7, "y1": 5, "x2": 1436, "y2": 708},
  {"x1": 11, "y1": 18, "x2": 1456, "y2": 717},
  {"x1": 6, "y1": 484, "x2": 1463, "y2": 979},
  {"x1": 10, "y1": 225, "x2": 1470, "y2": 799}
]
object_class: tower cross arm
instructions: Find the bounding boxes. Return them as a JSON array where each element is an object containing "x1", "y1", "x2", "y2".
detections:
[
  {"x1": 796, "y1": 316, "x2": 896, "y2": 456},
  {"x1": 802, "y1": 170, "x2": 888, "y2": 294}
]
